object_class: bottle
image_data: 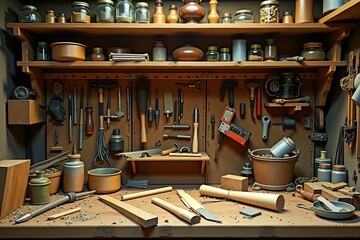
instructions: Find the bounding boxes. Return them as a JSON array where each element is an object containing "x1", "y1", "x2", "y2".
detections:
[
  {"x1": 221, "y1": 13, "x2": 232, "y2": 23},
  {"x1": 234, "y1": 9, "x2": 254, "y2": 23},
  {"x1": 63, "y1": 144, "x2": 84, "y2": 193},
  {"x1": 219, "y1": 47, "x2": 231, "y2": 61},
  {"x1": 314, "y1": 150, "x2": 332, "y2": 177},
  {"x1": 29, "y1": 170, "x2": 50, "y2": 205},
  {"x1": 96, "y1": 0, "x2": 115, "y2": 23},
  {"x1": 58, "y1": 13, "x2": 67, "y2": 23},
  {"x1": 135, "y1": 2, "x2": 150, "y2": 23},
  {"x1": 71, "y1": 1, "x2": 91, "y2": 23},
  {"x1": 248, "y1": 44, "x2": 263, "y2": 61},
  {"x1": 91, "y1": 47, "x2": 105, "y2": 61},
  {"x1": 19, "y1": 5, "x2": 41, "y2": 23},
  {"x1": 45, "y1": 10, "x2": 56, "y2": 23},
  {"x1": 152, "y1": 41, "x2": 167, "y2": 61},
  {"x1": 167, "y1": 4, "x2": 179, "y2": 23},
  {"x1": 260, "y1": 0, "x2": 279, "y2": 23},
  {"x1": 116, "y1": 0, "x2": 133, "y2": 23},
  {"x1": 205, "y1": 46, "x2": 219, "y2": 61},
  {"x1": 317, "y1": 163, "x2": 332, "y2": 182},
  {"x1": 37, "y1": 42, "x2": 50, "y2": 61},
  {"x1": 282, "y1": 11, "x2": 293, "y2": 23},
  {"x1": 207, "y1": 0, "x2": 219, "y2": 23},
  {"x1": 295, "y1": 0, "x2": 314, "y2": 23},
  {"x1": 331, "y1": 165, "x2": 347, "y2": 184},
  {"x1": 152, "y1": 0, "x2": 166, "y2": 24},
  {"x1": 264, "y1": 39, "x2": 277, "y2": 61}
]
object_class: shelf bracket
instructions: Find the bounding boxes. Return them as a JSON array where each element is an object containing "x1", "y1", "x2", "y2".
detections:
[{"x1": 316, "y1": 65, "x2": 336, "y2": 108}]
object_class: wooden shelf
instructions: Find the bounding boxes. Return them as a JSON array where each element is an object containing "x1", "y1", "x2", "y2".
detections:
[
  {"x1": 264, "y1": 102, "x2": 310, "y2": 115},
  {"x1": 128, "y1": 152, "x2": 210, "y2": 176},
  {"x1": 318, "y1": 0, "x2": 360, "y2": 23}
]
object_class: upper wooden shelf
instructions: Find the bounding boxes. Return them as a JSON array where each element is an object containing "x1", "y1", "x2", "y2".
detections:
[
  {"x1": 318, "y1": 0, "x2": 360, "y2": 23},
  {"x1": 7, "y1": 23, "x2": 353, "y2": 37}
]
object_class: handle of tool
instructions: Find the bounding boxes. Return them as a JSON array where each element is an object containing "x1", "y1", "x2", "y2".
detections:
[
  {"x1": 85, "y1": 106, "x2": 94, "y2": 135},
  {"x1": 79, "y1": 109, "x2": 84, "y2": 150},
  {"x1": 192, "y1": 122, "x2": 199, "y2": 153},
  {"x1": 139, "y1": 112, "x2": 147, "y2": 143},
  {"x1": 121, "y1": 186, "x2": 173, "y2": 201},
  {"x1": 99, "y1": 88, "x2": 104, "y2": 130},
  {"x1": 68, "y1": 95, "x2": 73, "y2": 143},
  {"x1": 107, "y1": 107, "x2": 111, "y2": 128},
  {"x1": 296, "y1": 185, "x2": 319, "y2": 202},
  {"x1": 47, "y1": 207, "x2": 81, "y2": 220},
  {"x1": 256, "y1": 88, "x2": 261, "y2": 118},
  {"x1": 176, "y1": 189, "x2": 203, "y2": 211},
  {"x1": 161, "y1": 147, "x2": 176, "y2": 156}
]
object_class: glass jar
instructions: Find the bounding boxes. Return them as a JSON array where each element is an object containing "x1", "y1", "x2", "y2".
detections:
[
  {"x1": 19, "y1": 5, "x2": 41, "y2": 23},
  {"x1": 37, "y1": 42, "x2": 50, "y2": 61},
  {"x1": 116, "y1": 0, "x2": 133, "y2": 23},
  {"x1": 260, "y1": 0, "x2": 279, "y2": 23},
  {"x1": 71, "y1": 1, "x2": 91, "y2": 23},
  {"x1": 205, "y1": 46, "x2": 219, "y2": 61},
  {"x1": 91, "y1": 47, "x2": 105, "y2": 61},
  {"x1": 282, "y1": 11, "x2": 293, "y2": 23},
  {"x1": 152, "y1": 41, "x2": 167, "y2": 61},
  {"x1": 96, "y1": 0, "x2": 115, "y2": 23},
  {"x1": 317, "y1": 163, "x2": 332, "y2": 182},
  {"x1": 248, "y1": 44, "x2": 263, "y2": 61},
  {"x1": 45, "y1": 10, "x2": 56, "y2": 23},
  {"x1": 234, "y1": 9, "x2": 254, "y2": 23},
  {"x1": 301, "y1": 42, "x2": 326, "y2": 61},
  {"x1": 134, "y1": 2, "x2": 150, "y2": 23},
  {"x1": 331, "y1": 165, "x2": 347, "y2": 184},
  {"x1": 221, "y1": 13, "x2": 232, "y2": 23},
  {"x1": 264, "y1": 39, "x2": 277, "y2": 61},
  {"x1": 219, "y1": 47, "x2": 231, "y2": 61}
]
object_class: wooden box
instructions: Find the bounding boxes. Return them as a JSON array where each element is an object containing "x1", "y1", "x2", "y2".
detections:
[
  {"x1": 7, "y1": 100, "x2": 45, "y2": 125},
  {"x1": 0, "y1": 159, "x2": 31, "y2": 219},
  {"x1": 221, "y1": 174, "x2": 248, "y2": 191}
]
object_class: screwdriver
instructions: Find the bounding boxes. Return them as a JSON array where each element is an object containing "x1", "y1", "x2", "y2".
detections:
[
  {"x1": 85, "y1": 81, "x2": 94, "y2": 136},
  {"x1": 154, "y1": 88, "x2": 160, "y2": 125}
]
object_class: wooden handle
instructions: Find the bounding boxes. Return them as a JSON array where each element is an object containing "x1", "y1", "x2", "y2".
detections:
[
  {"x1": 256, "y1": 88, "x2": 261, "y2": 118},
  {"x1": 161, "y1": 146, "x2": 177, "y2": 156},
  {"x1": 199, "y1": 185, "x2": 285, "y2": 212},
  {"x1": 47, "y1": 207, "x2": 81, "y2": 220},
  {"x1": 192, "y1": 122, "x2": 199, "y2": 153},
  {"x1": 151, "y1": 197, "x2": 200, "y2": 224},
  {"x1": 140, "y1": 112, "x2": 147, "y2": 143},
  {"x1": 121, "y1": 186, "x2": 173, "y2": 201},
  {"x1": 176, "y1": 189, "x2": 203, "y2": 211},
  {"x1": 169, "y1": 153, "x2": 202, "y2": 157},
  {"x1": 296, "y1": 185, "x2": 319, "y2": 202}
]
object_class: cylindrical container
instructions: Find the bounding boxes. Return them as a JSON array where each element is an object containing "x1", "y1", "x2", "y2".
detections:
[
  {"x1": 116, "y1": 0, "x2": 133, "y2": 23},
  {"x1": 234, "y1": 9, "x2": 254, "y2": 23},
  {"x1": 248, "y1": 44, "x2": 263, "y2": 61},
  {"x1": 205, "y1": 46, "x2": 219, "y2": 61},
  {"x1": 260, "y1": 0, "x2": 279, "y2": 23},
  {"x1": 167, "y1": 4, "x2": 179, "y2": 23},
  {"x1": 221, "y1": 13, "x2": 232, "y2": 23},
  {"x1": 109, "y1": 129, "x2": 124, "y2": 152},
  {"x1": 301, "y1": 42, "x2": 325, "y2": 61},
  {"x1": 323, "y1": 0, "x2": 345, "y2": 15},
  {"x1": 58, "y1": 13, "x2": 67, "y2": 23},
  {"x1": 153, "y1": 0, "x2": 166, "y2": 23},
  {"x1": 207, "y1": 0, "x2": 220, "y2": 23},
  {"x1": 45, "y1": 10, "x2": 56, "y2": 23},
  {"x1": 152, "y1": 41, "x2": 167, "y2": 61},
  {"x1": 331, "y1": 165, "x2": 347, "y2": 184},
  {"x1": 317, "y1": 163, "x2": 332, "y2": 182},
  {"x1": 91, "y1": 47, "x2": 105, "y2": 61},
  {"x1": 29, "y1": 170, "x2": 51, "y2": 205},
  {"x1": 282, "y1": 11, "x2": 293, "y2": 23},
  {"x1": 63, "y1": 153, "x2": 84, "y2": 193},
  {"x1": 295, "y1": 0, "x2": 314, "y2": 23},
  {"x1": 314, "y1": 150, "x2": 332, "y2": 177},
  {"x1": 270, "y1": 137, "x2": 296, "y2": 158},
  {"x1": 96, "y1": 0, "x2": 115, "y2": 23},
  {"x1": 37, "y1": 42, "x2": 50, "y2": 61},
  {"x1": 241, "y1": 162, "x2": 254, "y2": 185},
  {"x1": 19, "y1": 5, "x2": 41, "y2": 23},
  {"x1": 71, "y1": 1, "x2": 91, "y2": 23},
  {"x1": 134, "y1": 2, "x2": 150, "y2": 23},
  {"x1": 264, "y1": 39, "x2": 277, "y2": 61},
  {"x1": 219, "y1": 47, "x2": 231, "y2": 61},
  {"x1": 88, "y1": 168, "x2": 122, "y2": 194},
  {"x1": 232, "y1": 39, "x2": 247, "y2": 62}
]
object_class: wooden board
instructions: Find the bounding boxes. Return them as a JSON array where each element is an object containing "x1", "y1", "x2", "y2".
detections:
[
  {"x1": 7, "y1": 100, "x2": 46, "y2": 125},
  {"x1": 0, "y1": 159, "x2": 30, "y2": 219},
  {"x1": 221, "y1": 174, "x2": 248, "y2": 191}
]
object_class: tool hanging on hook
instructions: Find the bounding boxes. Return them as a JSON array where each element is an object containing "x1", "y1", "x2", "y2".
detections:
[{"x1": 245, "y1": 80, "x2": 260, "y2": 121}]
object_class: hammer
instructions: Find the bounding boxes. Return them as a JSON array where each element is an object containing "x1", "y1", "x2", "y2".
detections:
[
  {"x1": 220, "y1": 82, "x2": 239, "y2": 108},
  {"x1": 161, "y1": 143, "x2": 179, "y2": 156}
]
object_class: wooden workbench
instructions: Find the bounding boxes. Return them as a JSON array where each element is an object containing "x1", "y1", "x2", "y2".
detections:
[{"x1": 0, "y1": 185, "x2": 359, "y2": 239}]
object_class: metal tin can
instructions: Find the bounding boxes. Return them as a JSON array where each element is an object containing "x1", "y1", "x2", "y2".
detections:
[
  {"x1": 314, "y1": 150, "x2": 332, "y2": 177},
  {"x1": 331, "y1": 165, "x2": 347, "y2": 184},
  {"x1": 63, "y1": 153, "x2": 84, "y2": 193},
  {"x1": 282, "y1": 11, "x2": 293, "y2": 23},
  {"x1": 29, "y1": 170, "x2": 51, "y2": 205},
  {"x1": 270, "y1": 137, "x2": 295, "y2": 158},
  {"x1": 317, "y1": 163, "x2": 332, "y2": 182}
]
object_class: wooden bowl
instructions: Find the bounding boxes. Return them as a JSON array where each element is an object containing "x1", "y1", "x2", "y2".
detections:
[
  {"x1": 172, "y1": 45, "x2": 204, "y2": 61},
  {"x1": 50, "y1": 42, "x2": 86, "y2": 61},
  {"x1": 88, "y1": 168, "x2": 121, "y2": 194}
]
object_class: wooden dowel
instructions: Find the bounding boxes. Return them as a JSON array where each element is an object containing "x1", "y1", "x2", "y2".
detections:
[
  {"x1": 47, "y1": 207, "x2": 81, "y2": 220},
  {"x1": 121, "y1": 186, "x2": 173, "y2": 201}
]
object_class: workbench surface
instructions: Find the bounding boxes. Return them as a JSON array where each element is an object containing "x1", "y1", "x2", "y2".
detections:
[{"x1": 1, "y1": 185, "x2": 359, "y2": 239}]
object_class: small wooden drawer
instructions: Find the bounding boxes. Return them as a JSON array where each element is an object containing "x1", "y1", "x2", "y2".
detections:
[{"x1": 7, "y1": 100, "x2": 46, "y2": 125}]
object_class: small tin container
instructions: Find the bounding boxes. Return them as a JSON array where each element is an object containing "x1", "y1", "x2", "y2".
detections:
[
  {"x1": 205, "y1": 46, "x2": 219, "y2": 61},
  {"x1": 314, "y1": 150, "x2": 332, "y2": 177},
  {"x1": 270, "y1": 137, "x2": 295, "y2": 158},
  {"x1": 19, "y1": 5, "x2": 41, "y2": 23},
  {"x1": 234, "y1": 9, "x2": 254, "y2": 23},
  {"x1": 221, "y1": 12, "x2": 232, "y2": 23},
  {"x1": 331, "y1": 165, "x2": 347, "y2": 184},
  {"x1": 317, "y1": 163, "x2": 332, "y2": 182},
  {"x1": 63, "y1": 153, "x2": 84, "y2": 193},
  {"x1": 29, "y1": 170, "x2": 51, "y2": 205}
]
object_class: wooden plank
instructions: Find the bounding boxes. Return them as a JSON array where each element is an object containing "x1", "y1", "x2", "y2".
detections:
[
  {"x1": 47, "y1": 207, "x2": 81, "y2": 220},
  {"x1": 321, "y1": 182, "x2": 348, "y2": 190},
  {"x1": 221, "y1": 174, "x2": 248, "y2": 191},
  {"x1": 338, "y1": 187, "x2": 360, "y2": 197},
  {"x1": 98, "y1": 195, "x2": 158, "y2": 228},
  {"x1": 321, "y1": 188, "x2": 353, "y2": 203},
  {"x1": 7, "y1": 100, "x2": 46, "y2": 125},
  {"x1": 121, "y1": 186, "x2": 173, "y2": 201},
  {"x1": 0, "y1": 159, "x2": 31, "y2": 219},
  {"x1": 304, "y1": 182, "x2": 324, "y2": 194},
  {"x1": 318, "y1": 0, "x2": 360, "y2": 23}
]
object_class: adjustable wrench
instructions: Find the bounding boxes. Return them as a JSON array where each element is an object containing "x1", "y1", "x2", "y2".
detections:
[
  {"x1": 115, "y1": 85, "x2": 124, "y2": 118},
  {"x1": 262, "y1": 116, "x2": 271, "y2": 140}
]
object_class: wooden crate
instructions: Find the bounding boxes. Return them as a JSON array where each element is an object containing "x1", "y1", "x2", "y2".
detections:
[
  {"x1": 7, "y1": 100, "x2": 45, "y2": 125},
  {"x1": 0, "y1": 159, "x2": 31, "y2": 219}
]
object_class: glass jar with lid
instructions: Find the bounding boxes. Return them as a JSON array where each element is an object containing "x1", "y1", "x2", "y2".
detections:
[
  {"x1": 19, "y1": 5, "x2": 41, "y2": 23},
  {"x1": 134, "y1": 2, "x2": 150, "y2": 23},
  {"x1": 71, "y1": 1, "x2": 91, "y2": 23},
  {"x1": 91, "y1": 47, "x2": 105, "y2": 61},
  {"x1": 282, "y1": 11, "x2": 293, "y2": 23},
  {"x1": 96, "y1": 0, "x2": 115, "y2": 23},
  {"x1": 264, "y1": 39, "x2": 277, "y2": 61},
  {"x1": 221, "y1": 13, "x2": 232, "y2": 23},
  {"x1": 260, "y1": 0, "x2": 279, "y2": 23},
  {"x1": 37, "y1": 42, "x2": 50, "y2": 61},
  {"x1": 206, "y1": 46, "x2": 219, "y2": 61},
  {"x1": 301, "y1": 42, "x2": 325, "y2": 61},
  {"x1": 248, "y1": 44, "x2": 263, "y2": 61},
  {"x1": 234, "y1": 9, "x2": 254, "y2": 23},
  {"x1": 116, "y1": 0, "x2": 133, "y2": 23},
  {"x1": 219, "y1": 47, "x2": 231, "y2": 61}
]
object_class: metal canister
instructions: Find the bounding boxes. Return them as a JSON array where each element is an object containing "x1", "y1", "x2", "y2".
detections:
[
  {"x1": 29, "y1": 170, "x2": 51, "y2": 205},
  {"x1": 63, "y1": 153, "x2": 84, "y2": 193},
  {"x1": 317, "y1": 163, "x2": 332, "y2": 182},
  {"x1": 270, "y1": 137, "x2": 295, "y2": 158},
  {"x1": 314, "y1": 150, "x2": 331, "y2": 177},
  {"x1": 331, "y1": 165, "x2": 347, "y2": 184}
]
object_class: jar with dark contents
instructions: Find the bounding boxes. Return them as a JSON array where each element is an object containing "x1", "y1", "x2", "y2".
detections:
[
  {"x1": 134, "y1": 2, "x2": 150, "y2": 23},
  {"x1": 206, "y1": 46, "x2": 219, "y2": 61},
  {"x1": 282, "y1": 11, "x2": 293, "y2": 23},
  {"x1": 37, "y1": 42, "x2": 50, "y2": 61},
  {"x1": 260, "y1": 0, "x2": 279, "y2": 23},
  {"x1": 301, "y1": 42, "x2": 325, "y2": 61},
  {"x1": 91, "y1": 47, "x2": 105, "y2": 61},
  {"x1": 248, "y1": 44, "x2": 263, "y2": 61},
  {"x1": 264, "y1": 39, "x2": 277, "y2": 61},
  {"x1": 71, "y1": 1, "x2": 91, "y2": 23},
  {"x1": 219, "y1": 47, "x2": 231, "y2": 61},
  {"x1": 234, "y1": 9, "x2": 254, "y2": 23},
  {"x1": 19, "y1": 5, "x2": 41, "y2": 23},
  {"x1": 96, "y1": 0, "x2": 115, "y2": 23},
  {"x1": 221, "y1": 13, "x2": 232, "y2": 23}
]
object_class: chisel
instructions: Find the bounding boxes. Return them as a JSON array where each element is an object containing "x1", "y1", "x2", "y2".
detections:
[
  {"x1": 155, "y1": 88, "x2": 160, "y2": 125},
  {"x1": 68, "y1": 90, "x2": 72, "y2": 143},
  {"x1": 79, "y1": 84, "x2": 84, "y2": 150},
  {"x1": 192, "y1": 108, "x2": 199, "y2": 153},
  {"x1": 85, "y1": 81, "x2": 94, "y2": 136},
  {"x1": 73, "y1": 84, "x2": 78, "y2": 125}
]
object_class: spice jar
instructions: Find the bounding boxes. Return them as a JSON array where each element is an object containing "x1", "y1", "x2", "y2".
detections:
[
  {"x1": 45, "y1": 10, "x2": 56, "y2": 23},
  {"x1": 260, "y1": 0, "x2": 279, "y2": 23},
  {"x1": 167, "y1": 5, "x2": 179, "y2": 23},
  {"x1": 248, "y1": 44, "x2": 263, "y2": 61},
  {"x1": 37, "y1": 42, "x2": 50, "y2": 61},
  {"x1": 205, "y1": 46, "x2": 219, "y2": 61},
  {"x1": 264, "y1": 39, "x2": 277, "y2": 61},
  {"x1": 91, "y1": 47, "x2": 105, "y2": 61},
  {"x1": 234, "y1": 9, "x2": 254, "y2": 23},
  {"x1": 301, "y1": 42, "x2": 325, "y2": 61},
  {"x1": 29, "y1": 170, "x2": 50, "y2": 205},
  {"x1": 71, "y1": 1, "x2": 91, "y2": 23},
  {"x1": 221, "y1": 13, "x2": 232, "y2": 23},
  {"x1": 282, "y1": 11, "x2": 293, "y2": 23},
  {"x1": 19, "y1": 5, "x2": 41, "y2": 23},
  {"x1": 152, "y1": 41, "x2": 167, "y2": 61},
  {"x1": 58, "y1": 13, "x2": 67, "y2": 23},
  {"x1": 116, "y1": 0, "x2": 133, "y2": 23},
  {"x1": 96, "y1": 0, "x2": 115, "y2": 23},
  {"x1": 135, "y1": 2, "x2": 150, "y2": 23},
  {"x1": 317, "y1": 163, "x2": 332, "y2": 182},
  {"x1": 331, "y1": 165, "x2": 347, "y2": 184},
  {"x1": 219, "y1": 47, "x2": 231, "y2": 61}
]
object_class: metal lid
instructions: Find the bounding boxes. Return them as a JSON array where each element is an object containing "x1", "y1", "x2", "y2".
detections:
[
  {"x1": 266, "y1": 39, "x2": 276, "y2": 44},
  {"x1": 155, "y1": 0, "x2": 164, "y2": 5},
  {"x1": 207, "y1": 45, "x2": 218, "y2": 51},
  {"x1": 136, "y1": 2, "x2": 149, "y2": 8},
  {"x1": 97, "y1": 0, "x2": 114, "y2": 5},
  {"x1": 72, "y1": 1, "x2": 90, "y2": 8},
  {"x1": 260, "y1": 0, "x2": 279, "y2": 6},
  {"x1": 333, "y1": 165, "x2": 346, "y2": 171},
  {"x1": 154, "y1": 41, "x2": 165, "y2": 46},
  {"x1": 222, "y1": 12, "x2": 232, "y2": 18},
  {"x1": 303, "y1": 42, "x2": 323, "y2": 49},
  {"x1": 22, "y1": 5, "x2": 38, "y2": 11},
  {"x1": 250, "y1": 44, "x2": 262, "y2": 49},
  {"x1": 169, "y1": 4, "x2": 177, "y2": 10},
  {"x1": 235, "y1": 9, "x2": 253, "y2": 15},
  {"x1": 38, "y1": 42, "x2": 48, "y2": 47},
  {"x1": 46, "y1": 10, "x2": 55, "y2": 14},
  {"x1": 92, "y1": 47, "x2": 103, "y2": 53},
  {"x1": 220, "y1": 47, "x2": 229, "y2": 52},
  {"x1": 319, "y1": 163, "x2": 331, "y2": 169},
  {"x1": 283, "y1": 11, "x2": 293, "y2": 16},
  {"x1": 58, "y1": 13, "x2": 66, "y2": 17}
]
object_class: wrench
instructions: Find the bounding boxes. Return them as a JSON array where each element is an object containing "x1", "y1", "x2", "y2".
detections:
[
  {"x1": 262, "y1": 116, "x2": 271, "y2": 140},
  {"x1": 115, "y1": 85, "x2": 124, "y2": 118}
]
